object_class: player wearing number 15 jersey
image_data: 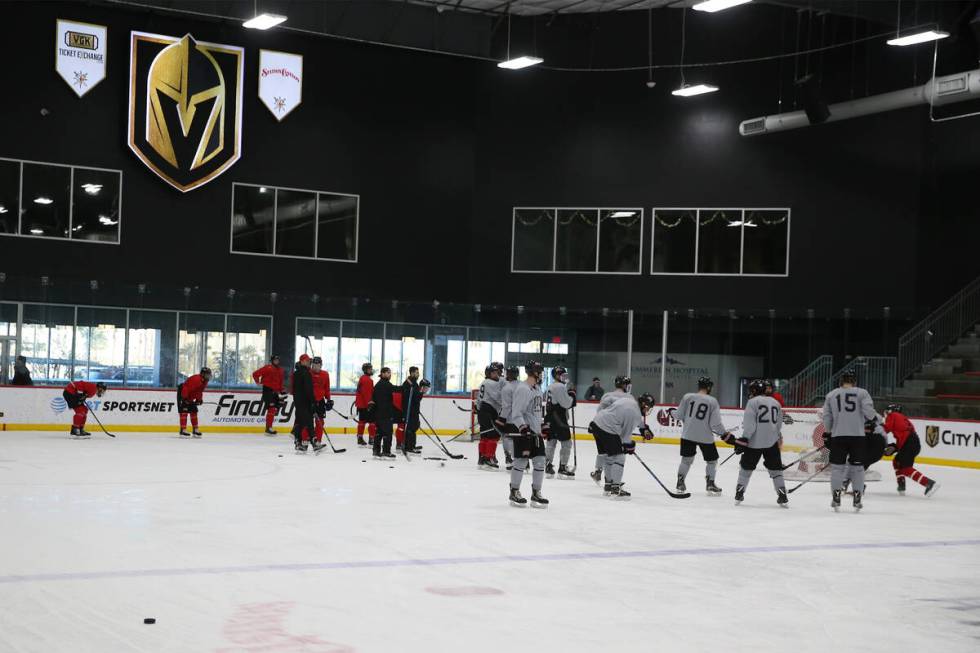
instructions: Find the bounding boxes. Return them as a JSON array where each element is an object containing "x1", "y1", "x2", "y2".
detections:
[
  {"x1": 676, "y1": 377, "x2": 731, "y2": 495},
  {"x1": 821, "y1": 371, "x2": 878, "y2": 512}
]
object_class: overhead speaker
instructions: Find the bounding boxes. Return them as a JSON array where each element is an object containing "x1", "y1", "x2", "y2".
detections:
[{"x1": 795, "y1": 74, "x2": 831, "y2": 125}]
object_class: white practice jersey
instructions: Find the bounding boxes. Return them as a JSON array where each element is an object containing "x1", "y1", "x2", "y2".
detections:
[
  {"x1": 510, "y1": 382, "x2": 543, "y2": 435},
  {"x1": 741, "y1": 395, "x2": 783, "y2": 449},
  {"x1": 598, "y1": 389, "x2": 627, "y2": 410},
  {"x1": 677, "y1": 392, "x2": 726, "y2": 444},
  {"x1": 478, "y1": 378, "x2": 502, "y2": 413},
  {"x1": 500, "y1": 379, "x2": 519, "y2": 423},
  {"x1": 592, "y1": 395, "x2": 643, "y2": 443},
  {"x1": 822, "y1": 386, "x2": 877, "y2": 437}
]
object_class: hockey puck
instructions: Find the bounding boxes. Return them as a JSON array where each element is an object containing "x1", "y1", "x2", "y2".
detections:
[
  {"x1": 143, "y1": 618, "x2": 155, "y2": 624},
  {"x1": 361, "y1": 460, "x2": 366, "y2": 463},
  {"x1": 278, "y1": 454, "x2": 283, "y2": 458},
  {"x1": 440, "y1": 462, "x2": 446, "y2": 467},
  {"x1": 389, "y1": 465, "x2": 394, "y2": 468}
]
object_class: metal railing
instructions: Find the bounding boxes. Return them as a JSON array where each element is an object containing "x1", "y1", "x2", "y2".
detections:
[
  {"x1": 782, "y1": 354, "x2": 833, "y2": 407},
  {"x1": 809, "y1": 356, "x2": 897, "y2": 405},
  {"x1": 898, "y1": 275, "x2": 980, "y2": 381}
]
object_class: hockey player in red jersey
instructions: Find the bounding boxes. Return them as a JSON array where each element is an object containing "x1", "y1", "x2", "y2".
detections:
[
  {"x1": 883, "y1": 404, "x2": 940, "y2": 497},
  {"x1": 355, "y1": 363, "x2": 376, "y2": 447},
  {"x1": 252, "y1": 354, "x2": 286, "y2": 436},
  {"x1": 765, "y1": 380, "x2": 785, "y2": 407},
  {"x1": 311, "y1": 356, "x2": 333, "y2": 450},
  {"x1": 178, "y1": 368, "x2": 211, "y2": 437},
  {"x1": 62, "y1": 380, "x2": 107, "y2": 438}
]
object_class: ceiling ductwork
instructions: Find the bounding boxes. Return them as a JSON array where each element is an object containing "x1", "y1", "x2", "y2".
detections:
[{"x1": 740, "y1": 67, "x2": 980, "y2": 136}]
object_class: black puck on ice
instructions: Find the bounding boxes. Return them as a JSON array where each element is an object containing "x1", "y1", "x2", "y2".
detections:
[
  {"x1": 389, "y1": 466, "x2": 394, "y2": 468},
  {"x1": 143, "y1": 618, "x2": 156, "y2": 624},
  {"x1": 278, "y1": 454, "x2": 283, "y2": 457}
]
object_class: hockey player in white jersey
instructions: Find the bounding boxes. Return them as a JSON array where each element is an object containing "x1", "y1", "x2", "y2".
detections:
[
  {"x1": 821, "y1": 371, "x2": 878, "y2": 511},
  {"x1": 676, "y1": 376, "x2": 731, "y2": 495},
  {"x1": 590, "y1": 393, "x2": 655, "y2": 498},
  {"x1": 508, "y1": 360, "x2": 549, "y2": 508},
  {"x1": 477, "y1": 364, "x2": 503, "y2": 470},
  {"x1": 495, "y1": 365, "x2": 521, "y2": 470},
  {"x1": 545, "y1": 366, "x2": 576, "y2": 479},
  {"x1": 589, "y1": 375, "x2": 632, "y2": 484},
  {"x1": 727, "y1": 380, "x2": 788, "y2": 507}
]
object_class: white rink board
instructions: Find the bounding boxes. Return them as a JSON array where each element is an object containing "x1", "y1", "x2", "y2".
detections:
[{"x1": 1, "y1": 387, "x2": 978, "y2": 467}]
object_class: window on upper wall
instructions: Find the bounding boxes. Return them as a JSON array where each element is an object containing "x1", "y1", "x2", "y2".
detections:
[
  {"x1": 651, "y1": 208, "x2": 790, "y2": 277},
  {"x1": 230, "y1": 183, "x2": 358, "y2": 262},
  {"x1": 0, "y1": 157, "x2": 122, "y2": 244},
  {"x1": 512, "y1": 207, "x2": 644, "y2": 274}
]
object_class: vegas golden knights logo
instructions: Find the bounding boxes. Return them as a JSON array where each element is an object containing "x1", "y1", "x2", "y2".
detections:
[
  {"x1": 925, "y1": 425, "x2": 940, "y2": 448},
  {"x1": 128, "y1": 32, "x2": 243, "y2": 192}
]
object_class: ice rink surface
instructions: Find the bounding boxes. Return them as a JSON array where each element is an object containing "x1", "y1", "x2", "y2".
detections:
[{"x1": 0, "y1": 430, "x2": 978, "y2": 653}]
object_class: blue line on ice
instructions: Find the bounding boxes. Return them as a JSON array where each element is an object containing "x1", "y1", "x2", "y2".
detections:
[{"x1": 2, "y1": 539, "x2": 978, "y2": 585}]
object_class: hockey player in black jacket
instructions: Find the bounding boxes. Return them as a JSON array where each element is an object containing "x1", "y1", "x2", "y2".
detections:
[{"x1": 371, "y1": 367, "x2": 398, "y2": 459}]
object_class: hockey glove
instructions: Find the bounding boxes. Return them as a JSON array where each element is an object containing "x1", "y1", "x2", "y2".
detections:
[
  {"x1": 883, "y1": 443, "x2": 898, "y2": 457},
  {"x1": 719, "y1": 432, "x2": 736, "y2": 445},
  {"x1": 568, "y1": 390, "x2": 577, "y2": 408},
  {"x1": 587, "y1": 421, "x2": 596, "y2": 434},
  {"x1": 194, "y1": 399, "x2": 203, "y2": 406},
  {"x1": 733, "y1": 438, "x2": 749, "y2": 454},
  {"x1": 622, "y1": 440, "x2": 637, "y2": 455},
  {"x1": 822, "y1": 432, "x2": 831, "y2": 448},
  {"x1": 541, "y1": 423, "x2": 551, "y2": 439},
  {"x1": 519, "y1": 424, "x2": 531, "y2": 437},
  {"x1": 640, "y1": 425, "x2": 654, "y2": 441},
  {"x1": 324, "y1": 399, "x2": 334, "y2": 412}
]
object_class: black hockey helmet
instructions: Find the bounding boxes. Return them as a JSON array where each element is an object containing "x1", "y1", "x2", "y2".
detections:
[
  {"x1": 614, "y1": 375, "x2": 631, "y2": 389},
  {"x1": 490, "y1": 361, "x2": 504, "y2": 373},
  {"x1": 419, "y1": 378, "x2": 432, "y2": 388},
  {"x1": 485, "y1": 365, "x2": 498, "y2": 378},
  {"x1": 524, "y1": 360, "x2": 544, "y2": 379},
  {"x1": 362, "y1": 362, "x2": 374, "y2": 374},
  {"x1": 311, "y1": 356, "x2": 322, "y2": 366},
  {"x1": 697, "y1": 376, "x2": 713, "y2": 390},
  {"x1": 637, "y1": 393, "x2": 656, "y2": 414},
  {"x1": 505, "y1": 365, "x2": 520, "y2": 381},
  {"x1": 748, "y1": 379, "x2": 766, "y2": 397},
  {"x1": 551, "y1": 365, "x2": 568, "y2": 381},
  {"x1": 886, "y1": 403, "x2": 904, "y2": 414},
  {"x1": 200, "y1": 367, "x2": 213, "y2": 379},
  {"x1": 840, "y1": 370, "x2": 857, "y2": 385},
  {"x1": 95, "y1": 382, "x2": 108, "y2": 395}
]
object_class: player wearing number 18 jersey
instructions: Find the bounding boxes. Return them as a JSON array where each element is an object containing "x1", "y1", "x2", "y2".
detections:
[{"x1": 675, "y1": 377, "x2": 730, "y2": 495}]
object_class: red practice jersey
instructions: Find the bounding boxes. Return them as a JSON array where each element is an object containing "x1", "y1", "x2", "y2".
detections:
[
  {"x1": 356, "y1": 374, "x2": 374, "y2": 409},
  {"x1": 312, "y1": 370, "x2": 331, "y2": 402},
  {"x1": 181, "y1": 374, "x2": 208, "y2": 402},
  {"x1": 884, "y1": 411, "x2": 915, "y2": 449},
  {"x1": 65, "y1": 380, "x2": 99, "y2": 397},
  {"x1": 252, "y1": 364, "x2": 285, "y2": 392},
  {"x1": 771, "y1": 392, "x2": 785, "y2": 407}
]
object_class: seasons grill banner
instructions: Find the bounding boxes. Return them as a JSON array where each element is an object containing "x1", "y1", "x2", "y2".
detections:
[
  {"x1": 1, "y1": 387, "x2": 978, "y2": 468},
  {"x1": 128, "y1": 31, "x2": 244, "y2": 192}
]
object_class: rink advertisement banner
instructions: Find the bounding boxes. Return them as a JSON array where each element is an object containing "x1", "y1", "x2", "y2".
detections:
[
  {"x1": 128, "y1": 31, "x2": 244, "y2": 192},
  {"x1": 56, "y1": 19, "x2": 107, "y2": 97},
  {"x1": 2, "y1": 387, "x2": 979, "y2": 468},
  {"x1": 258, "y1": 50, "x2": 302, "y2": 120}
]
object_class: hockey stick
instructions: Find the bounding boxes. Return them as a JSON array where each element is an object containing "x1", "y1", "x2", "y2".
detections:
[
  {"x1": 571, "y1": 407, "x2": 578, "y2": 472},
  {"x1": 452, "y1": 399, "x2": 475, "y2": 413},
  {"x1": 423, "y1": 456, "x2": 448, "y2": 461},
  {"x1": 418, "y1": 412, "x2": 465, "y2": 460},
  {"x1": 330, "y1": 407, "x2": 351, "y2": 421},
  {"x1": 780, "y1": 445, "x2": 827, "y2": 471},
  {"x1": 86, "y1": 408, "x2": 116, "y2": 438},
  {"x1": 632, "y1": 450, "x2": 691, "y2": 499},
  {"x1": 787, "y1": 462, "x2": 831, "y2": 494},
  {"x1": 349, "y1": 402, "x2": 357, "y2": 418},
  {"x1": 322, "y1": 432, "x2": 346, "y2": 454}
]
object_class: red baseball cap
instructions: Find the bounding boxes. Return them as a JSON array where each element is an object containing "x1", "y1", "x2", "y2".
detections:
[{"x1": 299, "y1": 354, "x2": 311, "y2": 363}]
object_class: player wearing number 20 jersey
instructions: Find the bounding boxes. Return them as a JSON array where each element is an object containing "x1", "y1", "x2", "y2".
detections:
[
  {"x1": 675, "y1": 377, "x2": 730, "y2": 495},
  {"x1": 734, "y1": 380, "x2": 787, "y2": 506}
]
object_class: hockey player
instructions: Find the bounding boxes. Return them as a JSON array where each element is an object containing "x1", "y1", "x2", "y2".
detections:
[
  {"x1": 764, "y1": 380, "x2": 785, "y2": 407},
  {"x1": 545, "y1": 366, "x2": 576, "y2": 479},
  {"x1": 589, "y1": 375, "x2": 632, "y2": 484},
  {"x1": 821, "y1": 371, "x2": 878, "y2": 511},
  {"x1": 178, "y1": 367, "x2": 211, "y2": 437},
  {"x1": 495, "y1": 364, "x2": 521, "y2": 470},
  {"x1": 508, "y1": 360, "x2": 549, "y2": 508},
  {"x1": 727, "y1": 380, "x2": 787, "y2": 507},
  {"x1": 883, "y1": 403, "x2": 940, "y2": 497},
  {"x1": 371, "y1": 367, "x2": 398, "y2": 459},
  {"x1": 842, "y1": 418, "x2": 888, "y2": 494},
  {"x1": 676, "y1": 377, "x2": 730, "y2": 495},
  {"x1": 290, "y1": 355, "x2": 318, "y2": 453},
  {"x1": 397, "y1": 367, "x2": 426, "y2": 454},
  {"x1": 355, "y1": 363, "x2": 376, "y2": 447},
  {"x1": 310, "y1": 356, "x2": 332, "y2": 453},
  {"x1": 252, "y1": 354, "x2": 286, "y2": 435},
  {"x1": 63, "y1": 379, "x2": 107, "y2": 438},
  {"x1": 590, "y1": 393, "x2": 655, "y2": 498},
  {"x1": 477, "y1": 365, "x2": 503, "y2": 469}
]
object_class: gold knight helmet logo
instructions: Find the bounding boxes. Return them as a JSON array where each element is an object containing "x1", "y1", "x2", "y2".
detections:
[
  {"x1": 925, "y1": 425, "x2": 940, "y2": 448},
  {"x1": 128, "y1": 32, "x2": 243, "y2": 192}
]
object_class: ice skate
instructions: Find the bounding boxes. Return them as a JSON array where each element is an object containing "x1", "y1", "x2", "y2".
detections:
[
  {"x1": 609, "y1": 483, "x2": 631, "y2": 500},
  {"x1": 382, "y1": 450, "x2": 396, "y2": 459},
  {"x1": 776, "y1": 489, "x2": 789, "y2": 508},
  {"x1": 69, "y1": 427, "x2": 90, "y2": 439},
  {"x1": 676, "y1": 475, "x2": 687, "y2": 492},
  {"x1": 530, "y1": 489, "x2": 549, "y2": 508},
  {"x1": 897, "y1": 477, "x2": 906, "y2": 494},
  {"x1": 357, "y1": 437, "x2": 368, "y2": 447},
  {"x1": 706, "y1": 477, "x2": 722, "y2": 496},
  {"x1": 264, "y1": 428, "x2": 277, "y2": 436},
  {"x1": 832, "y1": 489, "x2": 842, "y2": 512},
  {"x1": 312, "y1": 441, "x2": 327, "y2": 455},
  {"x1": 924, "y1": 479, "x2": 941, "y2": 498},
  {"x1": 509, "y1": 487, "x2": 527, "y2": 507},
  {"x1": 192, "y1": 429, "x2": 203, "y2": 438},
  {"x1": 734, "y1": 485, "x2": 745, "y2": 505},
  {"x1": 546, "y1": 462, "x2": 556, "y2": 479},
  {"x1": 853, "y1": 491, "x2": 863, "y2": 512},
  {"x1": 590, "y1": 469, "x2": 602, "y2": 485},
  {"x1": 179, "y1": 429, "x2": 191, "y2": 438},
  {"x1": 557, "y1": 464, "x2": 574, "y2": 479},
  {"x1": 295, "y1": 442, "x2": 309, "y2": 454},
  {"x1": 603, "y1": 481, "x2": 613, "y2": 496}
]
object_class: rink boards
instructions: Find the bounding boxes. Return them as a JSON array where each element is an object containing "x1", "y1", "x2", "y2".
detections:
[{"x1": 0, "y1": 386, "x2": 978, "y2": 468}]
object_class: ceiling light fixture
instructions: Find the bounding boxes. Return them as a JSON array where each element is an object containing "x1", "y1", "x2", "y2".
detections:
[
  {"x1": 672, "y1": 83, "x2": 719, "y2": 97},
  {"x1": 33, "y1": 197, "x2": 53, "y2": 205},
  {"x1": 693, "y1": 0, "x2": 753, "y2": 13},
  {"x1": 498, "y1": 11, "x2": 542, "y2": 70},
  {"x1": 0, "y1": 205, "x2": 7, "y2": 214},
  {"x1": 887, "y1": 29, "x2": 949, "y2": 46},
  {"x1": 30, "y1": 228, "x2": 44, "y2": 235},
  {"x1": 610, "y1": 211, "x2": 637, "y2": 218},
  {"x1": 81, "y1": 183, "x2": 102, "y2": 195},
  {"x1": 243, "y1": 13, "x2": 287, "y2": 30}
]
